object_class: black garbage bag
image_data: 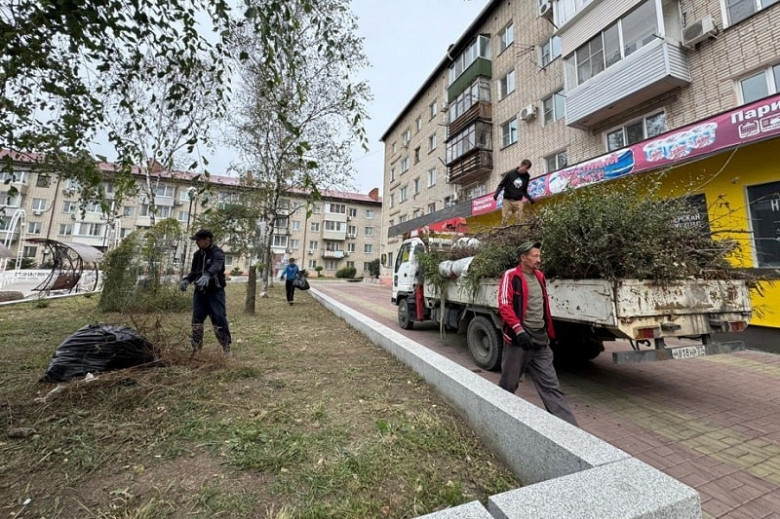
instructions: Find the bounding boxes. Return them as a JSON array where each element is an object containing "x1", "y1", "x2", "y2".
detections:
[
  {"x1": 40, "y1": 323, "x2": 159, "y2": 382},
  {"x1": 292, "y1": 273, "x2": 310, "y2": 291}
]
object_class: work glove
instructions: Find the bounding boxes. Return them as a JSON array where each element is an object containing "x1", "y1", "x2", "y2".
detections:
[
  {"x1": 179, "y1": 279, "x2": 190, "y2": 292},
  {"x1": 513, "y1": 331, "x2": 533, "y2": 351},
  {"x1": 493, "y1": 193, "x2": 498, "y2": 201},
  {"x1": 194, "y1": 273, "x2": 211, "y2": 289}
]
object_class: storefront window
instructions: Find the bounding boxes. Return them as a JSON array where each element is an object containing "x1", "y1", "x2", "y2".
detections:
[{"x1": 747, "y1": 181, "x2": 780, "y2": 267}]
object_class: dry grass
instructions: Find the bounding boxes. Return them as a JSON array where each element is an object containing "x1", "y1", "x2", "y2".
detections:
[{"x1": 0, "y1": 284, "x2": 517, "y2": 518}]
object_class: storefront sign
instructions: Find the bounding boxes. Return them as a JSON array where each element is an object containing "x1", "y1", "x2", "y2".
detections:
[{"x1": 471, "y1": 93, "x2": 780, "y2": 215}]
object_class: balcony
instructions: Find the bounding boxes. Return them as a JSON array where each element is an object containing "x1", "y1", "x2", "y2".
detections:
[
  {"x1": 321, "y1": 250, "x2": 347, "y2": 259},
  {"x1": 449, "y1": 101, "x2": 492, "y2": 138},
  {"x1": 322, "y1": 229, "x2": 347, "y2": 241},
  {"x1": 566, "y1": 39, "x2": 690, "y2": 129},
  {"x1": 447, "y1": 149, "x2": 493, "y2": 185},
  {"x1": 448, "y1": 57, "x2": 491, "y2": 101}
]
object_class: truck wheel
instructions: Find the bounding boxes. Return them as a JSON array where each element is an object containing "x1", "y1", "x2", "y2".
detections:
[
  {"x1": 467, "y1": 316, "x2": 503, "y2": 371},
  {"x1": 398, "y1": 298, "x2": 414, "y2": 330},
  {"x1": 553, "y1": 323, "x2": 603, "y2": 362}
]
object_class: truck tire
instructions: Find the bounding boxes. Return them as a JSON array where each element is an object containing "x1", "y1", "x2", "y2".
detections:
[
  {"x1": 552, "y1": 322, "x2": 604, "y2": 362},
  {"x1": 398, "y1": 298, "x2": 414, "y2": 330},
  {"x1": 467, "y1": 316, "x2": 503, "y2": 371}
]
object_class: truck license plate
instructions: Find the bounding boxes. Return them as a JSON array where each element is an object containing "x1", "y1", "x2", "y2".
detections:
[{"x1": 671, "y1": 345, "x2": 707, "y2": 360}]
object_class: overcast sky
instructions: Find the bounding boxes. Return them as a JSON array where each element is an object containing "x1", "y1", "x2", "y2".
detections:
[{"x1": 349, "y1": 0, "x2": 490, "y2": 194}]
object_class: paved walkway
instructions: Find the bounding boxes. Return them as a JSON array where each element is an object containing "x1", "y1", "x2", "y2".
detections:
[{"x1": 310, "y1": 279, "x2": 780, "y2": 519}]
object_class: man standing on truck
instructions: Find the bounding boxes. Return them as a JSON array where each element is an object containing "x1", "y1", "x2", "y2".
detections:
[
  {"x1": 497, "y1": 241, "x2": 578, "y2": 426},
  {"x1": 493, "y1": 159, "x2": 535, "y2": 226}
]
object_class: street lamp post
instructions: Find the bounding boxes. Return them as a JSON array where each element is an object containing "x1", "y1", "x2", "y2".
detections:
[{"x1": 180, "y1": 187, "x2": 198, "y2": 272}]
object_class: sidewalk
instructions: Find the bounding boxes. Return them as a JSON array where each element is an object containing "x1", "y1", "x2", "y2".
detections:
[{"x1": 311, "y1": 279, "x2": 780, "y2": 519}]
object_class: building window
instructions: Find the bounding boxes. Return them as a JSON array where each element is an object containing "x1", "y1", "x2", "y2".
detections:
[
  {"x1": 739, "y1": 64, "x2": 780, "y2": 104},
  {"x1": 31, "y1": 198, "x2": 47, "y2": 211},
  {"x1": 429, "y1": 100, "x2": 438, "y2": 119},
  {"x1": 310, "y1": 222, "x2": 320, "y2": 232},
  {"x1": 392, "y1": 141, "x2": 398, "y2": 154},
  {"x1": 499, "y1": 22, "x2": 514, "y2": 53},
  {"x1": 123, "y1": 206, "x2": 135, "y2": 217},
  {"x1": 545, "y1": 151, "x2": 568, "y2": 173},
  {"x1": 386, "y1": 252, "x2": 393, "y2": 268},
  {"x1": 564, "y1": 0, "x2": 657, "y2": 87},
  {"x1": 499, "y1": 69, "x2": 516, "y2": 100},
  {"x1": 364, "y1": 244, "x2": 373, "y2": 253},
  {"x1": 178, "y1": 210, "x2": 189, "y2": 222},
  {"x1": 23, "y1": 246, "x2": 37, "y2": 258},
  {"x1": 224, "y1": 255, "x2": 234, "y2": 266},
  {"x1": 446, "y1": 122, "x2": 492, "y2": 163},
  {"x1": 63, "y1": 201, "x2": 77, "y2": 214},
  {"x1": 467, "y1": 184, "x2": 487, "y2": 200},
  {"x1": 448, "y1": 35, "x2": 491, "y2": 85},
  {"x1": 309, "y1": 240, "x2": 318, "y2": 250},
  {"x1": 0, "y1": 171, "x2": 28, "y2": 184},
  {"x1": 427, "y1": 168, "x2": 437, "y2": 188},
  {"x1": 347, "y1": 242, "x2": 356, "y2": 252},
  {"x1": 416, "y1": 116, "x2": 422, "y2": 133},
  {"x1": 75, "y1": 222, "x2": 103, "y2": 237},
  {"x1": 308, "y1": 259, "x2": 317, "y2": 269},
  {"x1": 399, "y1": 215, "x2": 408, "y2": 223},
  {"x1": 448, "y1": 78, "x2": 491, "y2": 123},
  {"x1": 726, "y1": 0, "x2": 776, "y2": 26},
  {"x1": 413, "y1": 177, "x2": 420, "y2": 195},
  {"x1": 290, "y1": 239, "x2": 300, "y2": 250},
  {"x1": 272, "y1": 235, "x2": 288, "y2": 248},
  {"x1": 27, "y1": 222, "x2": 42, "y2": 234},
  {"x1": 428, "y1": 132, "x2": 437, "y2": 152},
  {"x1": 501, "y1": 118, "x2": 518, "y2": 148},
  {"x1": 155, "y1": 184, "x2": 175, "y2": 198},
  {"x1": 312, "y1": 204, "x2": 321, "y2": 215},
  {"x1": 401, "y1": 157, "x2": 410, "y2": 173},
  {"x1": 540, "y1": 35, "x2": 562, "y2": 68},
  {"x1": 291, "y1": 220, "x2": 301, "y2": 231},
  {"x1": 389, "y1": 193, "x2": 394, "y2": 208},
  {"x1": 543, "y1": 89, "x2": 565, "y2": 124},
  {"x1": 348, "y1": 225, "x2": 356, "y2": 237},
  {"x1": 36, "y1": 174, "x2": 51, "y2": 188},
  {"x1": 606, "y1": 111, "x2": 666, "y2": 151},
  {"x1": 325, "y1": 220, "x2": 346, "y2": 232},
  {"x1": 327, "y1": 203, "x2": 346, "y2": 214},
  {"x1": 364, "y1": 227, "x2": 374, "y2": 236},
  {"x1": 427, "y1": 202, "x2": 436, "y2": 213},
  {"x1": 366, "y1": 209, "x2": 374, "y2": 219},
  {"x1": 58, "y1": 224, "x2": 73, "y2": 236},
  {"x1": 348, "y1": 207, "x2": 357, "y2": 217},
  {"x1": 414, "y1": 147, "x2": 420, "y2": 164},
  {"x1": 400, "y1": 186, "x2": 408, "y2": 202},
  {"x1": 747, "y1": 180, "x2": 780, "y2": 267},
  {"x1": 390, "y1": 167, "x2": 396, "y2": 182},
  {"x1": 402, "y1": 129, "x2": 411, "y2": 146},
  {"x1": 323, "y1": 259, "x2": 337, "y2": 270}
]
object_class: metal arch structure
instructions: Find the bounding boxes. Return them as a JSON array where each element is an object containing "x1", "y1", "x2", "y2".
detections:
[{"x1": 26, "y1": 238, "x2": 103, "y2": 293}]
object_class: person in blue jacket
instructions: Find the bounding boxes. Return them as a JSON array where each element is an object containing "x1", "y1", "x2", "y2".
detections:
[
  {"x1": 179, "y1": 229, "x2": 232, "y2": 356},
  {"x1": 280, "y1": 257, "x2": 300, "y2": 305}
]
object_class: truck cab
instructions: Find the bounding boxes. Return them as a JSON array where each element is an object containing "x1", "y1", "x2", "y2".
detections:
[{"x1": 391, "y1": 238, "x2": 424, "y2": 305}]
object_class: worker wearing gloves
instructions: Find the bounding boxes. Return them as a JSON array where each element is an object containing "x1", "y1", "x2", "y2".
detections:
[
  {"x1": 180, "y1": 229, "x2": 232, "y2": 356},
  {"x1": 493, "y1": 159, "x2": 535, "y2": 226}
]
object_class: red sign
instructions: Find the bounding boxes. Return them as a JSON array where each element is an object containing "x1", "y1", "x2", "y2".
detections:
[{"x1": 471, "y1": 93, "x2": 780, "y2": 213}]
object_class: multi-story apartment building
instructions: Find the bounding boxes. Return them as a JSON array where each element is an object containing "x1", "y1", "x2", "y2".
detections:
[
  {"x1": 0, "y1": 152, "x2": 382, "y2": 277},
  {"x1": 381, "y1": 0, "x2": 780, "y2": 327}
]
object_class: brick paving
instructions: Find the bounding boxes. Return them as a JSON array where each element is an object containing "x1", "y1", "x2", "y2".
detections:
[{"x1": 310, "y1": 280, "x2": 780, "y2": 519}]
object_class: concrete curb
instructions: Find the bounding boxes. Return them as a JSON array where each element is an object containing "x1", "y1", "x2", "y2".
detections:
[{"x1": 310, "y1": 287, "x2": 702, "y2": 518}]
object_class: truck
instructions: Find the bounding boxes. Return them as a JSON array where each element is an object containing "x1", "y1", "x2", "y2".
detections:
[{"x1": 391, "y1": 237, "x2": 752, "y2": 370}]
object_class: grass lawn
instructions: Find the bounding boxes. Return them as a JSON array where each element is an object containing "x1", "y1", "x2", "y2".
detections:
[{"x1": 0, "y1": 283, "x2": 518, "y2": 518}]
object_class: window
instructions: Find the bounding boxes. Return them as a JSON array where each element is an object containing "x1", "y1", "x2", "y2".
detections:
[
  {"x1": 139, "y1": 204, "x2": 150, "y2": 217},
  {"x1": 348, "y1": 208, "x2": 357, "y2": 217},
  {"x1": 348, "y1": 225, "x2": 356, "y2": 236},
  {"x1": 389, "y1": 193, "x2": 395, "y2": 208},
  {"x1": 325, "y1": 220, "x2": 346, "y2": 232},
  {"x1": 178, "y1": 210, "x2": 189, "y2": 222},
  {"x1": 499, "y1": 69, "x2": 516, "y2": 99},
  {"x1": 75, "y1": 222, "x2": 103, "y2": 236},
  {"x1": 347, "y1": 242, "x2": 356, "y2": 252},
  {"x1": 747, "y1": 180, "x2": 780, "y2": 267},
  {"x1": 428, "y1": 132, "x2": 437, "y2": 152},
  {"x1": 276, "y1": 216, "x2": 289, "y2": 230},
  {"x1": 427, "y1": 203, "x2": 436, "y2": 213},
  {"x1": 155, "y1": 184, "x2": 175, "y2": 198},
  {"x1": 564, "y1": 0, "x2": 657, "y2": 87},
  {"x1": 499, "y1": 22, "x2": 514, "y2": 53},
  {"x1": 310, "y1": 222, "x2": 320, "y2": 232},
  {"x1": 727, "y1": 0, "x2": 779, "y2": 25},
  {"x1": 123, "y1": 206, "x2": 135, "y2": 217},
  {"x1": 448, "y1": 35, "x2": 491, "y2": 85},
  {"x1": 63, "y1": 201, "x2": 77, "y2": 213},
  {"x1": 402, "y1": 129, "x2": 411, "y2": 146},
  {"x1": 31, "y1": 198, "x2": 47, "y2": 211},
  {"x1": 0, "y1": 171, "x2": 28, "y2": 184},
  {"x1": 364, "y1": 244, "x2": 373, "y2": 253},
  {"x1": 387, "y1": 252, "x2": 393, "y2": 268},
  {"x1": 399, "y1": 215, "x2": 408, "y2": 223},
  {"x1": 540, "y1": 35, "x2": 562, "y2": 68},
  {"x1": 390, "y1": 168, "x2": 396, "y2": 182},
  {"x1": 545, "y1": 151, "x2": 568, "y2": 173},
  {"x1": 392, "y1": 141, "x2": 398, "y2": 153},
  {"x1": 36, "y1": 174, "x2": 50, "y2": 188},
  {"x1": 413, "y1": 178, "x2": 420, "y2": 194},
  {"x1": 58, "y1": 224, "x2": 72, "y2": 236},
  {"x1": 309, "y1": 240, "x2": 319, "y2": 250},
  {"x1": 467, "y1": 184, "x2": 487, "y2": 200},
  {"x1": 292, "y1": 220, "x2": 301, "y2": 231},
  {"x1": 278, "y1": 198, "x2": 290, "y2": 210},
  {"x1": 290, "y1": 239, "x2": 300, "y2": 250},
  {"x1": 400, "y1": 186, "x2": 408, "y2": 202},
  {"x1": 501, "y1": 118, "x2": 518, "y2": 147},
  {"x1": 327, "y1": 203, "x2": 346, "y2": 214},
  {"x1": 416, "y1": 116, "x2": 422, "y2": 133},
  {"x1": 308, "y1": 259, "x2": 318, "y2": 269},
  {"x1": 414, "y1": 147, "x2": 420, "y2": 164},
  {"x1": 272, "y1": 235, "x2": 288, "y2": 248},
  {"x1": 4, "y1": 193, "x2": 21, "y2": 207},
  {"x1": 312, "y1": 204, "x2": 321, "y2": 215},
  {"x1": 401, "y1": 157, "x2": 410, "y2": 173},
  {"x1": 364, "y1": 227, "x2": 374, "y2": 236},
  {"x1": 23, "y1": 246, "x2": 37, "y2": 258},
  {"x1": 739, "y1": 64, "x2": 780, "y2": 104},
  {"x1": 446, "y1": 122, "x2": 492, "y2": 163},
  {"x1": 429, "y1": 100, "x2": 438, "y2": 119},
  {"x1": 606, "y1": 111, "x2": 666, "y2": 151},
  {"x1": 324, "y1": 259, "x2": 337, "y2": 270},
  {"x1": 428, "y1": 168, "x2": 437, "y2": 188},
  {"x1": 366, "y1": 209, "x2": 374, "y2": 219},
  {"x1": 543, "y1": 90, "x2": 566, "y2": 124},
  {"x1": 157, "y1": 206, "x2": 172, "y2": 218},
  {"x1": 448, "y1": 77, "x2": 491, "y2": 123},
  {"x1": 27, "y1": 222, "x2": 42, "y2": 234}
]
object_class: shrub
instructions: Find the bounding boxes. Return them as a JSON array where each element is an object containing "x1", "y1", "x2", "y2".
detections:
[
  {"x1": 335, "y1": 266, "x2": 357, "y2": 279},
  {"x1": 367, "y1": 258, "x2": 380, "y2": 279},
  {"x1": 230, "y1": 267, "x2": 243, "y2": 276},
  {"x1": 314, "y1": 266, "x2": 324, "y2": 277}
]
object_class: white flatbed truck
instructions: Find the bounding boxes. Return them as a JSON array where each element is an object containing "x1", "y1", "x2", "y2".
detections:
[{"x1": 391, "y1": 238, "x2": 752, "y2": 370}]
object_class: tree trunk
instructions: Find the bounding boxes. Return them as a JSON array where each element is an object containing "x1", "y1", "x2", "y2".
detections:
[{"x1": 245, "y1": 263, "x2": 256, "y2": 314}]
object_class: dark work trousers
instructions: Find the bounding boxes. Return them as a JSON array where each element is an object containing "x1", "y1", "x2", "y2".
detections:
[
  {"x1": 192, "y1": 288, "x2": 232, "y2": 351},
  {"x1": 285, "y1": 280, "x2": 295, "y2": 303},
  {"x1": 498, "y1": 342, "x2": 578, "y2": 426}
]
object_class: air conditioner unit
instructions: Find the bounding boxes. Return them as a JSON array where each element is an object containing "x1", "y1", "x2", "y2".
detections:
[
  {"x1": 308, "y1": 250, "x2": 315, "y2": 254},
  {"x1": 347, "y1": 216, "x2": 352, "y2": 221},
  {"x1": 519, "y1": 104, "x2": 538, "y2": 121},
  {"x1": 70, "y1": 213, "x2": 77, "y2": 220},
  {"x1": 33, "y1": 210, "x2": 42, "y2": 216},
  {"x1": 683, "y1": 15, "x2": 717, "y2": 49},
  {"x1": 538, "y1": 1, "x2": 553, "y2": 19}
]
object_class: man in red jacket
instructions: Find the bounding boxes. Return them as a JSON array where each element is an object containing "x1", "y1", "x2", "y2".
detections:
[{"x1": 497, "y1": 241, "x2": 578, "y2": 426}]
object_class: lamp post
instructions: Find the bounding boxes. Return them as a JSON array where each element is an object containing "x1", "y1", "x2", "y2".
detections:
[{"x1": 180, "y1": 187, "x2": 198, "y2": 272}]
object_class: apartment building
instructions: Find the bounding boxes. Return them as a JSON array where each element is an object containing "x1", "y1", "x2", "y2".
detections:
[
  {"x1": 381, "y1": 0, "x2": 780, "y2": 327},
  {"x1": 0, "y1": 152, "x2": 382, "y2": 277}
]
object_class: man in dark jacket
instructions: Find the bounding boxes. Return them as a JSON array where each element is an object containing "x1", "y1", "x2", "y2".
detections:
[
  {"x1": 494, "y1": 159, "x2": 535, "y2": 226},
  {"x1": 179, "y1": 229, "x2": 232, "y2": 356},
  {"x1": 497, "y1": 241, "x2": 577, "y2": 426}
]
